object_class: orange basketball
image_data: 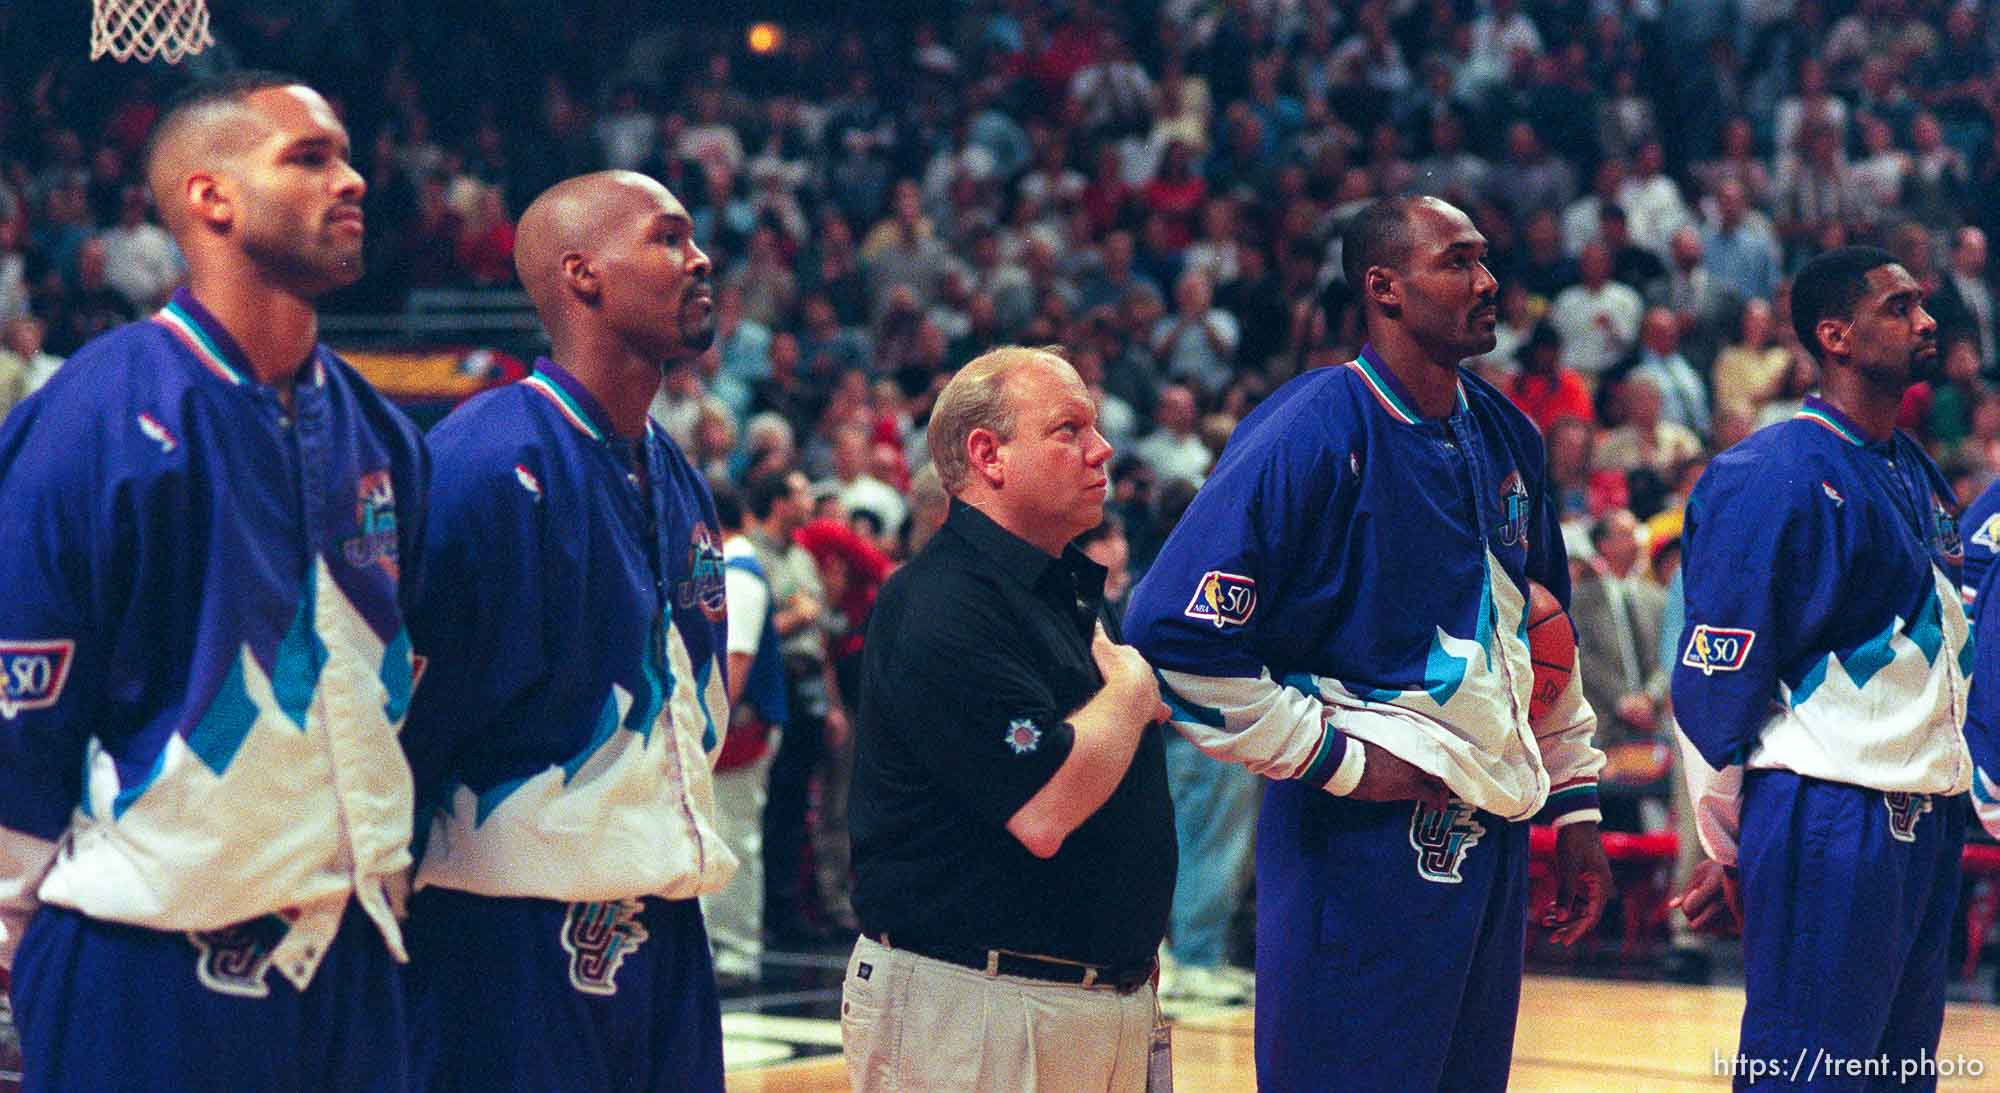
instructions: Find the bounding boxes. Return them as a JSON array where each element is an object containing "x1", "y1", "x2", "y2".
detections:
[{"x1": 1525, "y1": 580, "x2": 1575, "y2": 725}]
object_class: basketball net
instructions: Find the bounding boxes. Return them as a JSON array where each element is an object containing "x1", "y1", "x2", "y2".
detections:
[{"x1": 91, "y1": 0, "x2": 213, "y2": 63}]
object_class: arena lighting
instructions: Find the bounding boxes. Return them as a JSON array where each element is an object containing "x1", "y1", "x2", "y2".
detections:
[{"x1": 747, "y1": 22, "x2": 783, "y2": 54}]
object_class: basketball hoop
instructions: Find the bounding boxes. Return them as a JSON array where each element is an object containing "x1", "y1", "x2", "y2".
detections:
[{"x1": 91, "y1": 0, "x2": 214, "y2": 63}]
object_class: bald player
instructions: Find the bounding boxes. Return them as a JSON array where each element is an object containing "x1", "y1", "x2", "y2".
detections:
[
  {"x1": 0, "y1": 72, "x2": 427, "y2": 1090},
  {"x1": 400, "y1": 171, "x2": 735, "y2": 1093}
]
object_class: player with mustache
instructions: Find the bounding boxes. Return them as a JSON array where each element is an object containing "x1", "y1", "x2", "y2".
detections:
[
  {"x1": 1675, "y1": 247, "x2": 1981, "y2": 1090},
  {"x1": 401, "y1": 171, "x2": 736, "y2": 1092},
  {"x1": 1126, "y1": 195, "x2": 1610, "y2": 1092}
]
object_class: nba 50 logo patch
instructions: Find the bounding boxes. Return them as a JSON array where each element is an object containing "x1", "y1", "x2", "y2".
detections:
[
  {"x1": 1682, "y1": 625, "x2": 1755, "y2": 676},
  {"x1": 1184, "y1": 571, "x2": 1256, "y2": 629},
  {"x1": 0, "y1": 639, "x2": 75, "y2": 719}
]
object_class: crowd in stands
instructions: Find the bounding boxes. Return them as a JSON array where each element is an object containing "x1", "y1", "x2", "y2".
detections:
[{"x1": 6, "y1": 0, "x2": 2000, "y2": 970}]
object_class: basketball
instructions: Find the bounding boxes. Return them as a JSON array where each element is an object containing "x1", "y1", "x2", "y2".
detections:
[{"x1": 1525, "y1": 581, "x2": 1575, "y2": 726}]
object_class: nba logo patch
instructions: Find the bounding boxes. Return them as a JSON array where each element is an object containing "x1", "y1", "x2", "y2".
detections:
[
  {"x1": 1495, "y1": 470, "x2": 1529, "y2": 547},
  {"x1": 1973, "y1": 513, "x2": 2000, "y2": 553},
  {"x1": 341, "y1": 469, "x2": 400, "y2": 576},
  {"x1": 0, "y1": 639, "x2": 75, "y2": 719},
  {"x1": 1883, "y1": 792, "x2": 1931, "y2": 843},
  {"x1": 562, "y1": 898, "x2": 650, "y2": 996},
  {"x1": 1682, "y1": 625, "x2": 1755, "y2": 676},
  {"x1": 1409, "y1": 800, "x2": 1485, "y2": 884},
  {"x1": 1184, "y1": 571, "x2": 1256, "y2": 629}
]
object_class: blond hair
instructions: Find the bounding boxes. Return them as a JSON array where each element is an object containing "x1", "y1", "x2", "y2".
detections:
[{"x1": 926, "y1": 345, "x2": 1073, "y2": 494}]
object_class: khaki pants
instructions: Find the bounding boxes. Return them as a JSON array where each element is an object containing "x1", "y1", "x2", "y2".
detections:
[
  {"x1": 840, "y1": 935, "x2": 1155, "y2": 1092},
  {"x1": 700, "y1": 739, "x2": 777, "y2": 979}
]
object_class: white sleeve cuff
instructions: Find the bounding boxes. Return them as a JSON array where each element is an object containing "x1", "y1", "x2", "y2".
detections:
[{"x1": 1323, "y1": 737, "x2": 1366, "y2": 797}]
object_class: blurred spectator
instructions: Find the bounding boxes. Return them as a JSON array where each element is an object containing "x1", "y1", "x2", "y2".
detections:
[
  {"x1": 1701, "y1": 179, "x2": 1781, "y2": 304},
  {"x1": 1595, "y1": 373, "x2": 1703, "y2": 476},
  {"x1": 1571, "y1": 507, "x2": 1668, "y2": 833},
  {"x1": 0, "y1": 214, "x2": 28, "y2": 324},
  {"x1": 595, "y1": 84, "x2": 656, "y2": 171},
  {"x1": 40, "y1": 237, "x2": 132, "y2": 357},
  {"x1": 825, "y1": 423, "x2": 907, "y2": 534},
  {"x1": 1617, "y1": 140, "x2": 1692, "y2": 257},
  {"x1": 1134, "y1": 383, "x2": 1210, "y2": 487},
  {"x1": 791, "y1": 516, "x2": 892, "y2": 936},
  {"x1": 1712, "y1": 298, "x2": 1794, "y2": 421},
  {"x1": 98, "y1": 186, "x2": 181, "y2": 311},
  {"x1": 1851, "y1": 113, "x2": 1913, "y2": 226},
  {"x1": 1550, "y1": 242, "x2": 1643, "y2": 379},
  {"x1": 1151, "y1": 268, "x2": 1238, "y2": 397},
  {"x1": 1692, "y1": 116, "x2": 1772, "y2": 210},
  {"x1": 1, "y1": 315, "x2": 60, "y2": 396},
  {"x1": 1631, "y1": 307, "x2": 1711, "y2": 438},
  {"x1": 1600, "y1": 206, "x2": 1668, "y2": 299},
  {"x1": 1505, "y1": 322, "x2": 1593, "y2": 433},
  {"x1": 1773, "y1": 57, "x2": 1848, "y2": 158},
  {"x1": 1143, "y1": 140, "x2": 1206, "y2": 249},
  {"x1": 1929, "y1": 225, "x2": 1996, "y2": 375},
  {"x1": 1546, "y1": 414, "x2": 1597, "y2": 525},
  {"x1": 1563, "y1": 158, "x2": 1627, "y2": 258},
  {"x1": 1488, "y1": 121, "x2": 1574, "y2": 218},
  {"x1": 453, "y1": 184, "x2": 516, "y2": 287}
]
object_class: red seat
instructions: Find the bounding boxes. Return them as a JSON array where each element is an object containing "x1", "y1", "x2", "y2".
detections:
[
  {"x1": 1528, "y1": 825, "x2": 1680, "y2": 956},
  {"x1": 1961, "y1": 843, "x2": 2000, "y2": 981}
]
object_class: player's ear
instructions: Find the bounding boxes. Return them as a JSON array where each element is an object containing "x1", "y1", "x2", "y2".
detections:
[
  {"x1": 561, "y1": 252, "x2": 599, "y2": 303},
  {"x1": 187, "y1": 172, "x2": 230, "y2": 231},
  {"x1": 1365, "y1": 265, "x2": 1399, "y2": 313},
  {"x1": 1814, "y1": 317, "x2": 1848, "y2": 359}
]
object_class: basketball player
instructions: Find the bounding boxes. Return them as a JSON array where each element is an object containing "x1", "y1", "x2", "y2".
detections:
[
  {"x1": 0, "y1": 73, "x2": 426, "y2": 1090},
  {"x1": 1675, "y1": 247, "x2": 1976, "y2": 1090},
  {"x1": 399, "y1": 170, "x2": 734, "y2": 1092},
  {"x1": 1124, "y1": 195, "x2": 1610, "y2": 1092}
]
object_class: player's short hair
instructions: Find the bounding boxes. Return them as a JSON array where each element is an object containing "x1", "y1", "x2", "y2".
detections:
[
  {"x1": 927, "y1": 346, "x2": 1069, "y2": 495},
  {"x1": 745, "y1": 471, "x2": 795, "y2": 521},
  {"x1": 142, "y1": 70, "x2": 308, "y2": 183},
  {"x1": 1790, "y1": 245, "x2": 1900, "y2": 362},
  {"x1": 1341, "y1": 195, "x2": 1429, "y2": 292}
]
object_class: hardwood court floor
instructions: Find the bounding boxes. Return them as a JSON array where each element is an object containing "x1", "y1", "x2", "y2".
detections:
[{"x1": 724, "y1": 975, "x2": 2000, "y2": 1092}]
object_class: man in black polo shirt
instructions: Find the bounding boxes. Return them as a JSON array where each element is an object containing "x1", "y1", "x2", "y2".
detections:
[{"x1": 842, "y1": 346, "x2": 1177, "y2": 1092}]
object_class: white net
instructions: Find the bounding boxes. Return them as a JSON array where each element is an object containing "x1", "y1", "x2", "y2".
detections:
[{"x1": 91, "y1": 0, "x2": 214, "y2": 64}]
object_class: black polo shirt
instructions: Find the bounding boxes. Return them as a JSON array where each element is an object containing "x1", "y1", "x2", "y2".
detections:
[{"x1": 849, "y1": 500, "x2": 1176, "y2": 970}]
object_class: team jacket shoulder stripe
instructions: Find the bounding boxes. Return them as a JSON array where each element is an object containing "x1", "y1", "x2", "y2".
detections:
[
  {"x1": 153, "y1": 303, "x2": 245, "y2": 386},
  {"x1": 519, "y1": 373, "x2": 604, "y2": 442},
  {"x1": 1344, "y1": 355, "x2": 1470, "y2": 425},
  {"x1": 1793, "y1": 407, "x2": 1864, "y2": 447}
]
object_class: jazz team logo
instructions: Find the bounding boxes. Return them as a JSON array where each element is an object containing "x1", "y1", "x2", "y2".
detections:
[
  {"x1": 1935, "y1": 500, "x2": 1964, "y2": 564},
  {"x1": 1883, "y1": 792, "x2": 1932, "y2": 843},
  {"x1": 342, "y1": 469, "x2": 400, "y2": 576},
  {"x1": 562, "y1": 898, "x2": 650, "y2": 996},
  {"x1": 1184, "y1": 570, "x2": 1257, "y2": 629},
  {"x1": 1495, "y1": 470, "x2": 1530, "y2": 547},
  {"x1": 1410, "y1": 800, "x2": 1486, "y2": 883},
  {"x1": 0, "y1": 639, "x2": 75, "y2": 719},
  {"x1": 1682, "y1": 625, "x2": 1755, "y2": 676},
  {"x1": 681, "y1": 521, "x2": 728, "y2": 622}
]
